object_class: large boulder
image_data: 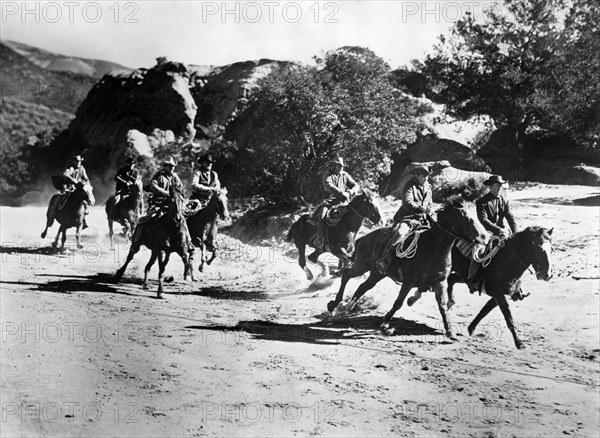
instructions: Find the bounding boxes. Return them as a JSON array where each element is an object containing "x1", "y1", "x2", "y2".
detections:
[
  {"x1": 406, "y1": 136, "x2": 490, "y2": 172},
  {"x1": 476, "y1": 126, "x2": 522, "y2": 174},
  {"x1": 45, "y1": 61, "x2": 197, "y2": 180},
  {"x1": 525, "y1": 159, "x2": 600, "y2": 186}
]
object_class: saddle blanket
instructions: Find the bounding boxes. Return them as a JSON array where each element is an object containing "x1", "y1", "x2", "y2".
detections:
[{"x1": 456, "y1": 234, "x2": 503, "y2": 263}]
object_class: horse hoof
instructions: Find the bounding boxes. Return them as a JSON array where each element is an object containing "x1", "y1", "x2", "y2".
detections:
[
  {"x1": 142, "y1": 283, "x2": 149, "y2": 290},
  {"x1": 516, "y1": 342, "x2": 526, "y2": 350},
  {"x1": 447, "y1": 300, "x2": 456, "y2": 310},
  {"x1": 41, "y1": 231, "x2": 47, "y2": 238},
  {"x1": 407, "y1": 297, "x2": 416, "y2": 307},
  {"x1": 327, "y1": 301, "x2": 338, "y2": 313},
  {"x1": 467, "y1": 326, "x2": 476, "y2": 337},
  {"x1": 447, "y1": 332, "x2": 459, "y2": 341},
  {"x1": 77, "y1": 245, "x2": 83, "y2": 249},
  {"x1": 157, "y1": 293, "x2": 164, "y2": 300},
  {"x1": 380, "y1": 325, "x2": 395, "y2": 336}
]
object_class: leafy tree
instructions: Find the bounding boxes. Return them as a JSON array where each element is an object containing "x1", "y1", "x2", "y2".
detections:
[
  {"x1": 226, "y1": 47, "x2": 430, "y2": 203},
  {"x1": 422, "y1": 0, "x2": 569, "y2": 148}
]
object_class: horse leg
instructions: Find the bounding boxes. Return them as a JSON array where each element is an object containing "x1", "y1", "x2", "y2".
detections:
[
  {"x1": 60, "y1": 227, "x2": 68, "y2": 252},
  {"x1": 108, "y1": 219, "x2": 114, "y2": 247},
  {"x1": 182, "y1": 248, "x2": 194, "y2": 282},
  {"x1": 494, "y1": 293, "x2": 524, "y2": 349},
  {"x1": 380, "y1": 281, "x2": 414, "y2": 335},
  {"x1": 52, "y1": 227, "x2": 61, "y2": 249},
  {"x1": 327, "y1": 260, "x2": 371, "y2": 312},
  {"x1": 114, "y1": 243, "x2": 140, "y2": 283},
  {"x1": 296, "y1": 242, "x2": 314, "y2": 280},
  {"x1": 75, "y1": 225, "x2": 83, "y2": 249},
  {"x1": 157, "y1": 251, "x2": 170, "y2": 299},
  {"x1": 206, "y1": 249, "x2": 217, "y2": 266},
  {"x1": 347, "y1": 269, "x2": 386, "y2": 311},
  {"x1": 446, "y1": 272, "x2": 463, "y2": 310},
  {"x1": 434, "y1": 281, "x2": 457, "y2": 340},
  {"x1": 143, "y1": 251, "x2": 158, "y2": 289},
  {"x1": 468, "y1": 297, "x2": 498, "y2": 337},
  {"x1": 197, "y1": 243, "x2": 205, "y2": 273}
]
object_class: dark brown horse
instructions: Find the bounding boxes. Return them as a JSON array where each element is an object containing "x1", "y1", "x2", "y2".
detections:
[
  {"x1": 41, "y1": 182, "x2": 93, "y2": 251},
  {"x1": 114, "y1": 188, "x2": 195, "y2": 299},
  {"x1": 105, "y1": 179, "x2": 144, "y2": 245},
  {"x1": 186, "y1": 189, "x2": 230, "y2": 272},
  {"x1": 439, "y1": 226, "x2": 553, "y2": 349},
  {"x1": 327, "y1": 198, "x2": 488, "y2": 340},
  {"x1": 287, "y1": 189, "x2": 383, "y2": 279}
]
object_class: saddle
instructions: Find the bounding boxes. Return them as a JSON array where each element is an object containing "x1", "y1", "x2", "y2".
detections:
[{"x1": 325, "y1": 205, "x2": 347, "y2": 226}]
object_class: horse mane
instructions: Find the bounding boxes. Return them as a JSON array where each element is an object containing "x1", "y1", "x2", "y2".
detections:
[
  {"x1": 509, "y1": 226, "x2": 547, "y2": 244},
  {"x1": 437, "y1": 195, "x2": 466, "y2": 215}
]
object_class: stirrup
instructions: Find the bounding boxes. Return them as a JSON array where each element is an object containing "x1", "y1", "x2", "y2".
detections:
[{"x1": 376, "y1": 258, "x2": 388, "y2": 274}]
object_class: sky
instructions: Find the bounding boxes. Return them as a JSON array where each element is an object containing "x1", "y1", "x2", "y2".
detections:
[{"x1": 0, "y1": 1, "x2": 499, "y2": 69}]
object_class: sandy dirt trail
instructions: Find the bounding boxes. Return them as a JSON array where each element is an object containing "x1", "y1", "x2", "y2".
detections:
[{"x1": 1, "y1": 184, "x2": 599, "y2": 437}]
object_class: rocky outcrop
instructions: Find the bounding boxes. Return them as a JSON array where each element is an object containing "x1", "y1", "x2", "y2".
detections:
[
  {"x1": 476, "y1": 126, "x2": 523, "y2": 174},
  {"x1": 191, "y1": 59, "x2": 298, "y2": 130},
  {"x1": 47, "y1": 61, "x2": 197, "y2": 179},
  {"x1": 405, "y1": 136, "x2": 490, "y2": 172},
  {"x1": 525, "y1": 159, "x2": 600, "y2": 186}
]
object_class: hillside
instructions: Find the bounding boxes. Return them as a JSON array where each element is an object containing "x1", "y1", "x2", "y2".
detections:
[
  {"x1": 2, "y1": 40, "x2": 132, "y2": 79},
  {"x1": 0, "y1": 42, "x2": 96, "y2": 113}
]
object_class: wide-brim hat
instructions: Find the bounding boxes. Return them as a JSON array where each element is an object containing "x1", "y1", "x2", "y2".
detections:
[
  {"x1": 329, "y1": 157, "x2": 345, "y2": 167},
  {"x1": 409, "y1": 164, "x2": 431, "y2": 176},
  {"x1": 199, "y1": 154, "x2": 214, "y2": 163},
  {"x1": 483, "y1": 175, "x2": 507, "y2": 186},
  {"x1": 162, "y1": 157, "x2": 176, "y2": 167},
  {"x1": 72, "y1": 155, "x2": 84, "y2": 162},
  {"x1": 124, "y1": 157, "x2": 136, "y2": 165}
]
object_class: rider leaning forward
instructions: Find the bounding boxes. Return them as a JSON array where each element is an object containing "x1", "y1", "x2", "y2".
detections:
[
  {"x1": 49, "y1": 155, "x2": 93, "y2": 229},
  {"x1": 313, "y1": 157, "x2": 358, "y2": 249},
  {"x1": 376, "y1": 164, "x2": 433, "y2": 272},
  {"x1": 114, "y1": 157, "x2": 139, "y2": 204}
]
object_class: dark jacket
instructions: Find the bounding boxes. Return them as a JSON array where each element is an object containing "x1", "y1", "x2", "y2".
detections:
[
  {"x1": 393, "y1": 177, "x2": 433, "y2": 223},
  {"x1": 476, "y1": 192, "x2": 517, "y2": 235},
  {"x1": 115, "y1": 166, "x2": 139, "y2": 193}
]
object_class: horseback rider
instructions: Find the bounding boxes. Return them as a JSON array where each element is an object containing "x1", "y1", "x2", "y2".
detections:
[
  {"x1": 147, "y1": 157, "x2": 184, "y2": 215},
  {"x1": 48, "y1": 155, "x2": 93, "y2": 229},
  {"x1": 114, "y1": 157, "x2": 139, "y2": 205},
  {"x1": 467, "y1": 174, "x2": 518, "y2": 293},
  {"x1": 313, "y1": 157, "x2": 358, "y2": 249},
  {"x1": 376, "y1": 164, "x2": 433, "y2": 272},
  {"x1": 191, "y1": 154, "x2": 221, "y2": 204}
]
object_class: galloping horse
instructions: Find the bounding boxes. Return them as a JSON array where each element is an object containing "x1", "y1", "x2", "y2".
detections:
[
  {"x1": 327, "y1": 198, "x2": 488, "y2": 340},
  {"x1": 441, "y1": 226, "x2": 553, "y2": 349},
  {"x1": 41, "y1": 182, "x2": 93, "y2": 251},
  {"x1": 287, "y1": 189, "x2": 383, "y2": 279},
  {"x1": 186, "y1": 189, "x2": 230, "y2": 272},
  {"x1": 105, "y1": 179, "x2": 144, "y2": 245},
  {"x1": 114, "y1": 187, "x2": 195, "y2": 299}
]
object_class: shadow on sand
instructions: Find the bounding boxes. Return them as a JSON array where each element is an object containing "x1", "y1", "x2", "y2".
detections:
[{"x1": 186, "y1": 316, "x2": 441, "y2": 345}]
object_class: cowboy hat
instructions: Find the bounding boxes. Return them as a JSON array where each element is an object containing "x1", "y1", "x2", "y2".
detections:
[
  {"x1": 409, "y1": 164, "x2": 431, "y2": 176},
  {"x1": 329, "y1": 157, "x2": 345, "y2": 167},
  {"x1": 124, "y1": 157, "x2": 136, "y2": 165},
  {"x1": 161, "y1": 157, "x2": 176, "y2": 167},
  {"x1": 483, "y1": 175, "x2": 507, "y2": 186},
  {"x1": 72, "y1": 155, "x2": 84, "y2": 162},
  {"x1": 199, "y1": 154, "x2": 214, "y2": 163}
]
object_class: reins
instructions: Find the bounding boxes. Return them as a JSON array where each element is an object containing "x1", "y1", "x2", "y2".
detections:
[{"x1": 504, "y1": 238, "x2": 539, "y2": 276}]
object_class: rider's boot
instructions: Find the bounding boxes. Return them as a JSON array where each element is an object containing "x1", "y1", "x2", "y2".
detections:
[
  {"x1": 466, "y1": 261, "x2": 482, "y2": 294},
  {"x1": 315, "y1": 218, "x2": 326, "y2": 250}
]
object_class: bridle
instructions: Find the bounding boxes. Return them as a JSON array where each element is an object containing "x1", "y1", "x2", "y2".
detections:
[
  {"x1": 432, "y1": 207, "x2": 477, "y2": 243},
  {"x1": 505, "y1": 237, "x2": 550, "y2": 277}
]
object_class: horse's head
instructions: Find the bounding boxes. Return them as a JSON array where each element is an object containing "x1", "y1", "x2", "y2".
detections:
[
  {"x1": 437, "y1": 197, "x2": 488, "y2": 244},
  {"x1": 349, "y1": 189, "x2": 383, "y2": 226},
  {"x1": 168, "y1": 185, "x2": 186, "y2": 223},
  {"x1": 522, "y1": 226, "x2": 554, "y2": 281}
]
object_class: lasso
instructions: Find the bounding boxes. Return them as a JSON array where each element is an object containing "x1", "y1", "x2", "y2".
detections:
[
  {"x1": 472, "y1": 235, "x2": 505, "y2": 267},
  {"x1": 395, "y1": 233, "x2": 421, "y2": 259}
]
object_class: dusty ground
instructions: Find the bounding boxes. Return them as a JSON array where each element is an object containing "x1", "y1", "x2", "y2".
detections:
[{"x1": 1, "y1": 184, "x2": 599, "y2": 437}]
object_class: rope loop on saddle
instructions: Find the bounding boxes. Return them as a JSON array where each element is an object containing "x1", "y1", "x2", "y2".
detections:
[
  {"x1": 472, "y1": 235, "x2": 505, "y2": 267},
  {"x1": 395, "y1": 232, "x2": 422, "y2": 259},
  {"x1": 325, "y1": 205, "x2": 347, "y2": 226}
]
